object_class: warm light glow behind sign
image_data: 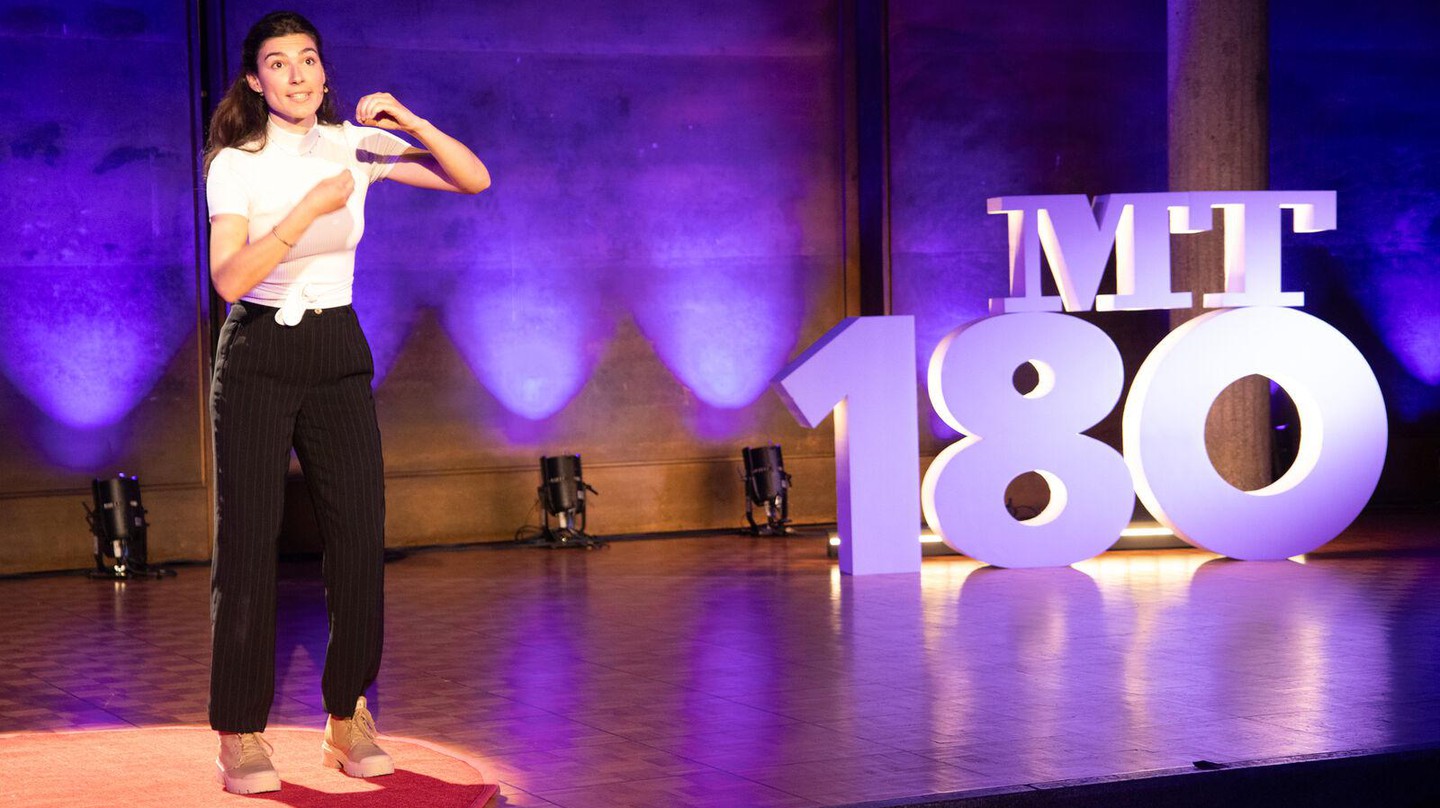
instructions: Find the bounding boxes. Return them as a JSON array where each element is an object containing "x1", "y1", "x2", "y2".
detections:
[{"x1": 776, "y1": 191, "x2": 1388, "y2": 574}]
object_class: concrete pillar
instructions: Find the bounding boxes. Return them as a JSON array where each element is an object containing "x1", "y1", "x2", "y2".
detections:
[{"x1": 1168, "y1": 0, "x2": 1272, "y2": 491}]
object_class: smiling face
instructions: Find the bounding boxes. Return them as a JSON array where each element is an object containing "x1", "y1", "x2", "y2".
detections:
[{"x1": 245, "y1": 33, "x2": 326, "y2": 131}]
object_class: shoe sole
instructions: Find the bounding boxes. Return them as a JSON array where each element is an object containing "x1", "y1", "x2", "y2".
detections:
[
  {"x1": 214, "y1": 761, "x2": 281, "y2": 794},
  {"x1": 321, "y1": 743, "x2": 395, "y2": 778}
]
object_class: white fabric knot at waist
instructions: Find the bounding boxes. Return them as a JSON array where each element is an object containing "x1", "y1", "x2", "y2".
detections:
[{"x1": 274, "y1": 282, "x2": 350, "y2": 325}]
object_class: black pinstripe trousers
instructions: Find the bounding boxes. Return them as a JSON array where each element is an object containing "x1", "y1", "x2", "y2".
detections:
[{"x1": 208, "y1": 300, "x2": 385, "y2": 733}]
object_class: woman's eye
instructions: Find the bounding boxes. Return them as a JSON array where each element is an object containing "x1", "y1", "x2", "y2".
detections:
[{"x1": 305, "y1": 58, "x2": 316, "y2": 65}]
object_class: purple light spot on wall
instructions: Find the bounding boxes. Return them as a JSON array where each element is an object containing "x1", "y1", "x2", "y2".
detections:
[
  {"x1": 34, "y1": 419, "x2": 128, "y2": 472},
  {"x1": 690, "y1": 400, "x2": 762, "y2": 442},
  {"x1": 926, "y1": 410, "x2": 961, "y2": 442},
  {"x1": 628, "y1": 159, "x2": 807, "y2": 411},
  {"x1": 1369, "y1": 274, "x2": 1440, "y2": 385},
  {"x1": 1271, "y1": 8, "x2": 1440, "y2": 426},
  {"x1": 0, "y1": 266, "x2": 188, "y2": 429},
  {"x1": 442, "y1": 265, "x2": 610, "y2": 420},
  {"x1": 1356, "y1": 210, "x2": 1440, "y2": 386},
  {"x1": 351, "y1": 268, "x2": 429, "y2": 387},
  {"x1": 632, "y1": 256, "x2": 804, "y2": 410}
]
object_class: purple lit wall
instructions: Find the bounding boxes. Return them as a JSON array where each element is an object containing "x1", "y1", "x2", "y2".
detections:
[
  {"x1": 3, "y1": 1, "x2": 1435, "y2": 574},
  {"x1": 886, "y1": 1, "x2": 1440, "y2": 504},
  {"x1": 221, "y1": 1, "x2": 843, "y2": 556},
  {"x1": 0, "y1": 0, "x2": 851, "y2": 573},
  {"x1": 0, "y1": 1, "x2": 210, "y2": 572},
  {"x1": 0, "y1": 3, "x2": 195, "y2": 450},
  {"x1": 1271, "y1": 1, "x2": 1440, "y2": 503},
  {"x1": 886, "y1": 1, "x2": 1168, "y2": 450}
]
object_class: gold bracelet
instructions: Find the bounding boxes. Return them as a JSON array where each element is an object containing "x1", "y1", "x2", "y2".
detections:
[{"x1": 271, "y1": 227, "x2": 295, "y2": 248}]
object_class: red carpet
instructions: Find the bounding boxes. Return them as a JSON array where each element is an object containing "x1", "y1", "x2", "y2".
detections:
[{"x1": 0, "y1": 726, "x2": 499, "y2": 807}]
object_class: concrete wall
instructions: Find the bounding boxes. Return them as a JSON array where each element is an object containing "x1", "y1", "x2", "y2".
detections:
[
  {"x1": 1, "y1": 0, "x2": 1435, "y2": 574},
  {"x1": 1270, "y1": 1, "x2": 1440, "y2": 507},
  {"x1": 225, "y1": 0, "x2": 849, "y2": 550},
  {"x1": 1, "y1": 0, "x2": 847, "y2": 573},
  {"x1": 886, "y1": 0, "x2": 1440, "y2": 513},
  {"x1": 0, "y1": 1, "x2": 213, "y2": 572},
  {"x1": 887, "y1": 0, "x2": 1170, "y2": 513}
]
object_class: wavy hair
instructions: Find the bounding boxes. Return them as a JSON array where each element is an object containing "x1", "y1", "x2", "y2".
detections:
[{"x1": 203, "y1": 10, "x2": 340, "y2": 173}]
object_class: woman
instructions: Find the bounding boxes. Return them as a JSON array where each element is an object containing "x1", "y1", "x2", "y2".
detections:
[{"x1": 203, "y1": 10, "x2": 488, "y2": 795}]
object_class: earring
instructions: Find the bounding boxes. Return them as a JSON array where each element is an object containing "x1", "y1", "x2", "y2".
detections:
[{"x1": 324, "y1": 86, "x2": 329, "y2": 94}]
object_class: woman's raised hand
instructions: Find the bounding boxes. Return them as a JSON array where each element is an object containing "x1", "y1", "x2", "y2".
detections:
[
  {"x1": 304, "y1": 168, "x2": 355, "y2": 216},
  {"x1": 355, "y1": 92, "x2": 426, "y2": 133}
]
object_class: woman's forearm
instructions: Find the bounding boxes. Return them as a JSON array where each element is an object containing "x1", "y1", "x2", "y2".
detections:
[
  {"x1": 211, "y1": 202, "x2": 323, "y2": 303},
  {"x1": 408, "y1": 119, "x2": 491, "y2": 194}
]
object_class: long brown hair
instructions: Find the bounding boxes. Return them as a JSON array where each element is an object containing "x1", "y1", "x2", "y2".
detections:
[{"x1": 203, "y1": 11, "x2": 341, "y2": 173}]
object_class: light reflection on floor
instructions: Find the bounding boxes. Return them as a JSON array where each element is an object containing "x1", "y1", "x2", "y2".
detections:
[{"x1": 1, "y1": 514, "x2": 1436, "y2": 807}]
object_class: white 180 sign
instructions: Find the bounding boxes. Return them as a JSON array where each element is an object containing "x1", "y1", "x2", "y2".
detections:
[{"x1": 775, "y1": 191, "x2": 1388, "y2": 575}]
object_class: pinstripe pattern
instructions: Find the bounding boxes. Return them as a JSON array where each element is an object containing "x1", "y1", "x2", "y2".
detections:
[{"x1": 209, "y1": 301, "x2": 385, "y2": 733}]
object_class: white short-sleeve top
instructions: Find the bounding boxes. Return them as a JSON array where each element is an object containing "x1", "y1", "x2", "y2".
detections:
[{"x1": 206, "y1": 119, "x2": 411, "y2": 325}]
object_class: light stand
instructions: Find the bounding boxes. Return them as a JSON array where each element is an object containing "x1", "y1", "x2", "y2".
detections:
[
  {"x1": 84, "y1": 474, "x2": 175, "y2": 580},
  {"x1": 532, "y1": 454, "x2": 603, "y2": 548},
  {"x1": 742, "y1": 445, "x2": 792, "y2": 536}
]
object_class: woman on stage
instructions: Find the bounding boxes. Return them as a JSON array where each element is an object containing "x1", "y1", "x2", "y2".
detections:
[{"x1": 202, "y1": 10, "x2": 489, "y2": 795}]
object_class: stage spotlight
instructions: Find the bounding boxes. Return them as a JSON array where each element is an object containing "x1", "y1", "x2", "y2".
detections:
[
  {"x1": 533, "y1": 454, "x2": 603, "y2": 548},
  {"x1": 84, "y1": 474, "x2": 175, "y2": 580},
  {"x1": 742, "y1": 444, "x2": 792, "y2": 536}
]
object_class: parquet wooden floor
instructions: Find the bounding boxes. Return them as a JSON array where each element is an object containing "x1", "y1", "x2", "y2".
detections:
[{"x1": 2, "y1": 513, "x2": 1438, "y2": 807}]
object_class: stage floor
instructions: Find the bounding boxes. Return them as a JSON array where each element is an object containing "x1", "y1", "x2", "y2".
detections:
[{"x1": 2, "y1": 514, "x2": 1438, "y2": 807}]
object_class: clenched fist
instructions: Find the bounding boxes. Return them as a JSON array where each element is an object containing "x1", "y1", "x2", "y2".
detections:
[{"x1": 304, "y1": 168, "x2": 355, "y2": 216}]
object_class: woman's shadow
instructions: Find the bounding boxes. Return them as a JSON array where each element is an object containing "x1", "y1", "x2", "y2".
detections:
[{"x1": 254, "y1": 772, "x2": 500, "y2": 807}]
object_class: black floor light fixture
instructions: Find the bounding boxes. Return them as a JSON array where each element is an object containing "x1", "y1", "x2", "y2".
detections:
[
  {"x1": 84, "y1": 474, "x2": 175, "y2": 580},
  {"x1": 530, "y1": 454, "x2": 603, "y2": 548},
  {"x1": 742, "y1": 444, "x2": 792, "y2": 536}
]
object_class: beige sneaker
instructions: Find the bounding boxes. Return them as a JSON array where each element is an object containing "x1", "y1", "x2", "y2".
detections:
[
  {"x1": 215, "y1": 732, "x2": 281, "y2": 794},
  {"x1": 321, "y1": 695, "x2": 395, "y2": 777}
]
